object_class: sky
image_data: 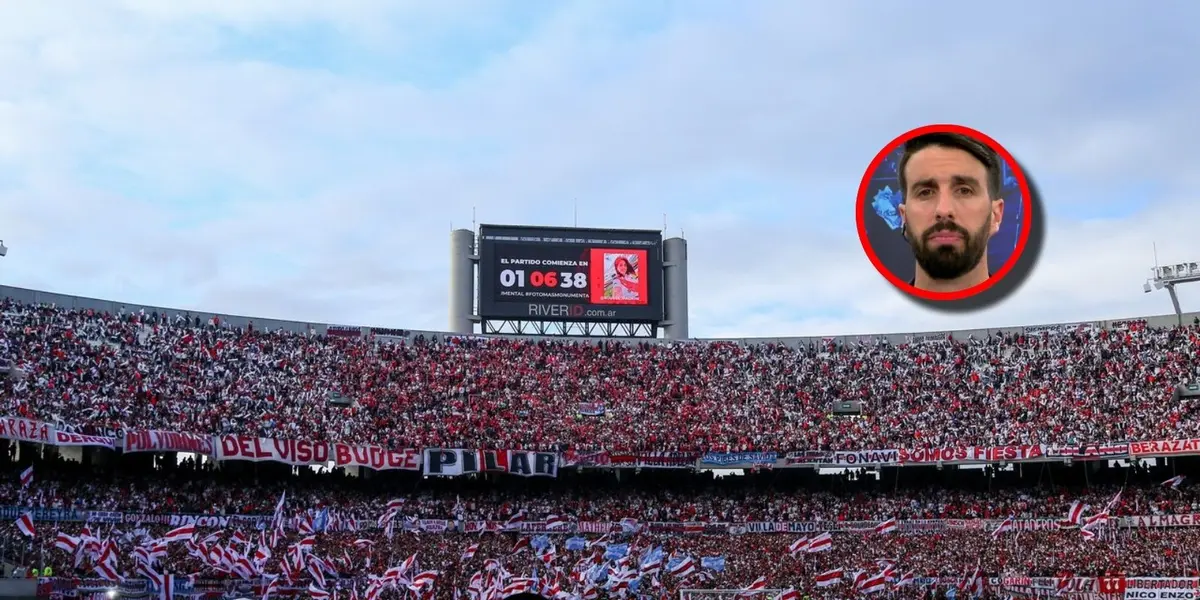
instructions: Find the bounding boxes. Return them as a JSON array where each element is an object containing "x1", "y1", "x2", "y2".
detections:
[{"x1": 1, "y1": 0, "x2": 1199, "y2": 339}]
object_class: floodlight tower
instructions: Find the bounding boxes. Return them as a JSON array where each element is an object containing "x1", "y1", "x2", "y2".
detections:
[{"x1": 1143, "y1": 260, "x2": 1200, "y2": 326}]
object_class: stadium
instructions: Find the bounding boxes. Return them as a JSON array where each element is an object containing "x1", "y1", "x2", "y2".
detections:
[
  {"x1": 0, "y1": 269, "x2": 1198, "y2": 600},
  {"x1": 4, "y1": 3, "x2": 1200, "y2": 600}
]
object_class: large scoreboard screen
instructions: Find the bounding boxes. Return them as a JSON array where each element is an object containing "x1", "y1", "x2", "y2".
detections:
[{"x1": 478, "y1": 224, "x2": 664, "y2": 322}]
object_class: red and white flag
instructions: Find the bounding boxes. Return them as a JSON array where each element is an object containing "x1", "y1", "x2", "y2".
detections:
[
  {"x1": 814, "y1": 569, "x2": 843, "y2": 588},
  {"x1": 502, "y1": 579, "x2": 533, "y2": 596},
  {"x1": 260, "y1": 575, "x2": 280, "y2": 600},
  {"x1": 411, "y1": 571, "x2": 439, "y2": 590},
  {"x1": 991, "y1": 516, "x2": 1014, "y2": 538},
  {"x1": 163, "y1": 524, "x2": 196, "y2": 544},
  {"x1": 15, "y1": 513, "x2": 35, "y2": 538},
  {"x1": 504, "y1": 511, "x2": 526, "y2": 529},
  {"x1": 1104, "y1": 489, "x2": 1122, "y2": 512},
  {"x1": 94, "y1": 545, "x2": 120, "y2": 581},
  {"x1": 1163, "y1": 475, "x2": 1186, "y2": 489},
  {"x1": 668, "y1": 557, "x2": 696, "y2": 579},
  {"x1": 806, "y1": 532, "x2": 833, "y2": 553},
  {"x1": 19, "y1": 466, "x2": 33, "y2": 487},
  {"x1": 877, "y1": 561, "x2": 897, "y2": 581},
  {"x1": 874, "y1": 518, "x2": 897, "y2": 535},
  {"x1": 959, "y1": 564, "x2": 984, "y2": 596},
  {"x1": 858, "y1": 573, "x2": 887, "y2": 594},
  {"x1": 773, "y1": 588, "x2": 797, "y2": 600},
  {"x1": 1063, "y1": 501, "x2": 1088, "y2": 526},
  {"x1": 787, "y1": 537, "x2": 809, "y2": 556},
  {"x1": 739, "y1": 576, "x2": 768, "y2": 596},
  {"x1": 1083, "y1": 511, "x2": 1110, "y2": 531},
  {"x1": 55, "y1": 533, "x2": 80, "y2": 554},
  {"x1": 965, "y1": 573, "x2": 985, "y2": 596},
  {"x1": 156, "y1": 573, "x2": 176, "y2": 600},
  {"x1": 850, "y1": 571, "x2": 868, "y2": 590}
]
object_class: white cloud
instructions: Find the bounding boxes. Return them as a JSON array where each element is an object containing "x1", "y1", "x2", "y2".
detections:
[{"x1": 0, "y1": 0, "x2": 1198, "y2": 337}]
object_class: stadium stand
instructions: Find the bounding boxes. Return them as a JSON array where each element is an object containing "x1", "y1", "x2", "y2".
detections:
[{"x1": 1, "y1": 286, "x2": 1199, "y2": 599}]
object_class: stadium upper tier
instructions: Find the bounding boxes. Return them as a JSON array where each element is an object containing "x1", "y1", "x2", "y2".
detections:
[{"x1": 1, "y1": 285, "x2": 1199, "y2": 452}]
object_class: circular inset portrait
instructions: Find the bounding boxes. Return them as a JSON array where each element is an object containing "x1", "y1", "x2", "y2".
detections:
[{"x1": 856, "y1": 124, "x2": 1033, "y2": 302}]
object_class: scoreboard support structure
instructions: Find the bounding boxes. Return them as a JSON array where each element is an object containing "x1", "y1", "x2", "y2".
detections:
[
  {"x1": 484, "y1": 318, "x2": 656, "y2": 338},
  {"x1": 449, "y1": 226, "x2": 690, "y2": 339}
]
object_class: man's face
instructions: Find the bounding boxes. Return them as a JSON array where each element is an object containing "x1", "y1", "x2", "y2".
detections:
[{"x1": 898, "y1": 145, "x2": 1003, "y2": 281}]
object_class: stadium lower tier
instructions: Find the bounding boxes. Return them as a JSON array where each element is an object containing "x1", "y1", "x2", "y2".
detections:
[
  {"x1": 7, "y1": 527, "x2": 1200, "y2": 597},
  {"x1": 4, "y1": 456, "x2": 1199, "y2": 524}
]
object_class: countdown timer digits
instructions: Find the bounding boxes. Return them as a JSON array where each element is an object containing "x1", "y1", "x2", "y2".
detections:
[{"x1": 499, "y1": 269, "x2": 589, "y2": 290}]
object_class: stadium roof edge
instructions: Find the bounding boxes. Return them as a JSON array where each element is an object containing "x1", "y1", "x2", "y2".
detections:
[
  {"x1": 477, "y1": 223, "x2": 667, "y2": 235},
  {"x1": 1, "y1": 283, "x2": 1196, "y2": 343}
]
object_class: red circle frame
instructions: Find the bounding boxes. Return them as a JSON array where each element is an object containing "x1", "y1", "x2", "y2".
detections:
[{"x1": 855, "y1": 123, "x2": 1034, "y2": 302}]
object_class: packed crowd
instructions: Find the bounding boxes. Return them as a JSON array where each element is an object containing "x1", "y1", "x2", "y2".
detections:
[
  {"x1": 1, "y1": 460, "x2": 1197, "y2": 523},
  {"x1": 0, "y1": 460, "x2": 1197, "y2": 594},
  {"x1": 10, "y1": 526, "x2": 1200, "y2": 596},
  {"x1": 3, "y1": 300, "x2": 1199, "y2": 452}
]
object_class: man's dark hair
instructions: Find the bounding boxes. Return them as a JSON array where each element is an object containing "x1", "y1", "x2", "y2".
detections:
[{"x1": 897, "y1": 132, "x2": 1003, "y2": 201}]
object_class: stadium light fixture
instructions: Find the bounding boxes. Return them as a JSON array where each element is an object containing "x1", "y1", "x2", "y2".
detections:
[{"x1": 1144, "y1": 260, "x2": 1200, "y2": 327}]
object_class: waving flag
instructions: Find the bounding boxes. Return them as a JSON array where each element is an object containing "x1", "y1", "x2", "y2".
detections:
[
  {"x1": 739, "y1": 576, "x2": 769, "y2": 596},
  {"x1": 806, "y1": 532, "x2": 833, "y2": 552},
  {"x1": 874, "y1": 518, "x2": 897, "y2": 535},
  {"x1": 504, "y1": 511, "x2": 526, "y2": 530},
  {"x1": 991, "y1": 516, "x2": 1014, "y2": 538},
  {"x1": 19, "y1": 466, "x2": 33, "y2": 487},
  {"x1": 815, "y1": 569, "x2": 843, "y2": 588},
  {"x1": 603, "y1": 544, "x2": 629, "y2": 561},
  {"x1": 94, "y1": 545, "x2": 120, "y2": 581},
  {"x1": 153, "y1": 573, "x2": 177, "y2": 600},
  {"x1": 1063, "y1": 501, "x2": 1088, "y2": 526},
  {"x1": 260, "y1": 575, "x2": 280, "y2": 600},
  {"x1": 55, "y1": 533, "x2": 80, "y2": 554},
  {"x1": 163, "y1": 524, "x2": 195, "y2": 544},
  {"x1": 1104, "y1": 489, "x2": 1122, "y2": 512},
  {"x1": 1083, "y1": 511, "x2": 1110, "y2": 530},
  {"x1": 313, "y1": 508, "x2": 330, "y2": 533},
  {"x1": 15, "y1": 513, "x2": 35, "y2": 538},
  {"x1": 859, "y1": 573, "x2": 887, "y2": 594},
  {"x1": 667, "y1": 557, "x2": 696, "y2": 579}
]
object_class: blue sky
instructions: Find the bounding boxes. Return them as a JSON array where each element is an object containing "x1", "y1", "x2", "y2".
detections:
[{"x1": 1, "y1": 0, "x2": 1199, "y2": 338}]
